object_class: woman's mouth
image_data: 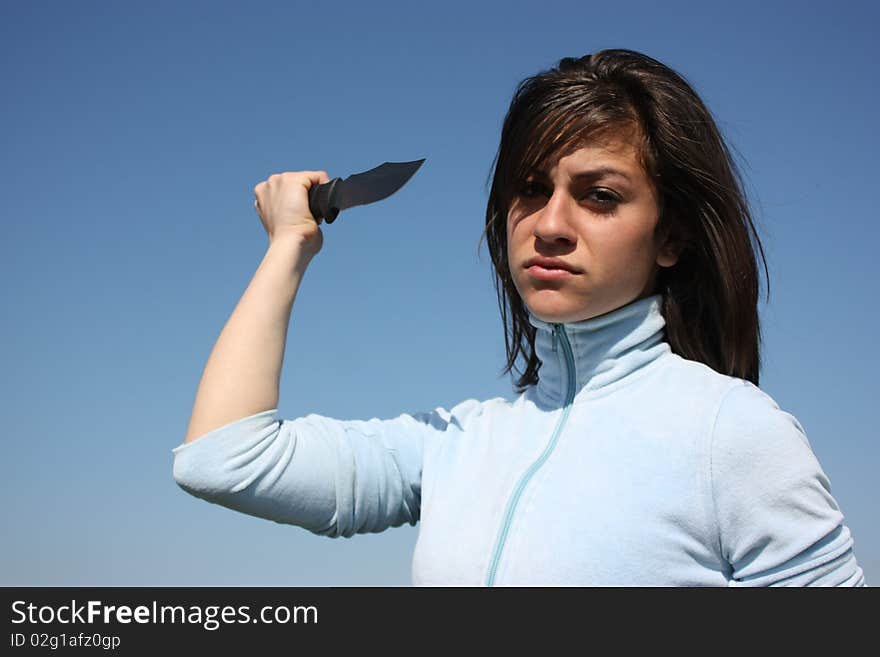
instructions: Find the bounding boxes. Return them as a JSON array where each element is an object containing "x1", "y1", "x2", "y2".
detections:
[{"x1": 526, "y1": 265, "x2": 577, "y2": 280}]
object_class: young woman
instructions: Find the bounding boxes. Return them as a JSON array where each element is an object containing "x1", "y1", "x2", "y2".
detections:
[{"x1": 172, "y1": 49, "x2": 866, "y2": 586}]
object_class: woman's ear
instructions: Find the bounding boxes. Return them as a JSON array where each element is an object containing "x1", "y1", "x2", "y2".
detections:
[
  {"x1": 655, "y1": 222, "x2": 683, "y2": 268},
  {"x1": 654, "y1": 222, "x2": 684, "y2": 267},
  {"x1": 657, "y1": 243, "x2": 680, "y2": 268}
]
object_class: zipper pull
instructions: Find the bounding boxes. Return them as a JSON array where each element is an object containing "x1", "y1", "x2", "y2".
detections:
[{"x1": 552, "y1": 325, "x2": 558, "y2": 352}]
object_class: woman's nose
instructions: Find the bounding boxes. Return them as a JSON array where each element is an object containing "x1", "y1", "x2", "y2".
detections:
[{"x1": 533, "y1": 190, "x2": 577, "y2": 243}]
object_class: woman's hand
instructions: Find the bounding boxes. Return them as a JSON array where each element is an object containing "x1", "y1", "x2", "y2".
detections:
[{"x1": 253, "y1": 170, "x2": 331, "y2": 257}]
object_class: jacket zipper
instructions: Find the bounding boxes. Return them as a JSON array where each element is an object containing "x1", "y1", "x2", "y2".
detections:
[{"x1": 485, "y1": 322, "x2": 576, "y2": 586}]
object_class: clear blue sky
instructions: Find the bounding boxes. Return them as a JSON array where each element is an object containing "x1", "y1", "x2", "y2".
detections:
[{"x1": 2, "y1": 0, "x2": 877, "y2": 586}]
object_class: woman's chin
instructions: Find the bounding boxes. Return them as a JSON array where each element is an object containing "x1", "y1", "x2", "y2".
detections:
[{"x1": 524, "y1": 297, "x2": 587, "y2": 324}]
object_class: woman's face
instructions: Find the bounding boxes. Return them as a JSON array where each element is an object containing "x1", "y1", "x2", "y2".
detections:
[{"x1": 507, "y1": 132, "x2": 679, "y2": 324}]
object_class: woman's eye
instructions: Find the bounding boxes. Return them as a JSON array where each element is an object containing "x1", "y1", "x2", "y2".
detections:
[
  {"x1": 515, "y1": 183, "x2": 620, "y2": 210},
  {"x1": 518, "y1": 181, "x2": 544, "y2": 197},
  {"x1": 585, "y1": 189, "x2": 620, "y2": 207}
]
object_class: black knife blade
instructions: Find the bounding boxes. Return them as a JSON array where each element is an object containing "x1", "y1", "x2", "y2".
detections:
[{"x1": 308, "y1": 158, "x2": 426, "y2": 224}]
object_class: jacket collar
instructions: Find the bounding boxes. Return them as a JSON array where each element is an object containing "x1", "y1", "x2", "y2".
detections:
[{"x1": 526, "y1": 293, "x2": 671, "y2": 407}]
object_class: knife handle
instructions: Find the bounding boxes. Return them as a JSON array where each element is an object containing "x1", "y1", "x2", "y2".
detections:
[{"x1": 308, "y1": 177, "x2": 341, "y2": 224}]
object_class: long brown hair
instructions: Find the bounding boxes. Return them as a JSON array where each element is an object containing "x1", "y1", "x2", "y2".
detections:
[{"x1": 479, "y1": 49, "x2": 770, "y2": 393}]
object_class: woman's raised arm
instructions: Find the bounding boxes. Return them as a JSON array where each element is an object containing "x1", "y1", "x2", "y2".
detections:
[{"x1": 184, "y1": 170, "x2": 330, "y2": 444}]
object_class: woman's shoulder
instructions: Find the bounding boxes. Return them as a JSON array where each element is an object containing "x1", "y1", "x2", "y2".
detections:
[
  {"x1": 651, "y1": 351, "x2": 749, "y2": 402},
  {"x1": 661, "y1": 353, "x2": 809, "y2": 446},
  {"x1": 650, "y1": 353, "x2": 808, "y2": 439},
  {"x1": 705, "y1": 376, "x2": 823, "y2": 490},
  {"x1": 656, "y1": 356, "x2": 832, "y2": 521}
]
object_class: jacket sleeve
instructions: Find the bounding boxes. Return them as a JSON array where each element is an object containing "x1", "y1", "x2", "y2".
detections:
[
  {"x1": 171, "y1": 400, "x2": 479, "y2": 538},
  {"x1": 710, "y1": 380, "x2": 866, "y2": 586}
]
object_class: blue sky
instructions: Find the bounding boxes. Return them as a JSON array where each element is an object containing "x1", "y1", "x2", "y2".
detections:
[{"x1": 2, "y1": 0, "x2": 877, "y2": 586}]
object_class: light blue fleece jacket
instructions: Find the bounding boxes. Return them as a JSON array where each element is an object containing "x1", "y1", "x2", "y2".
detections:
[{"x1": 171, "y1": 293, "x2": 866, "y2": 586}]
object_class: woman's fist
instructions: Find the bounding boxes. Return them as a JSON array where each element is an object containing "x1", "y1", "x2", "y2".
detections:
[{"x1": 253, "y1": 170, "x2": 331, "y2": 255}]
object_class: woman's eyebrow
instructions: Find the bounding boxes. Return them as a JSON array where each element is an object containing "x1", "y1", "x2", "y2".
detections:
[{"x1": 528, "y1": 166, "x2": 632, "y2": 182}]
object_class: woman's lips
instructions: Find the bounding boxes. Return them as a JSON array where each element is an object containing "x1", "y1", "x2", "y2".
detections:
[{"x1": 526, "y1": 265, "x2": 577, "y2": 280}]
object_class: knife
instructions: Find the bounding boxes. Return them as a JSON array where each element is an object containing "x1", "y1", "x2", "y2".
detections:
[{"x1": 307, "y1": 158, "x2": 426, "y2": 224}]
